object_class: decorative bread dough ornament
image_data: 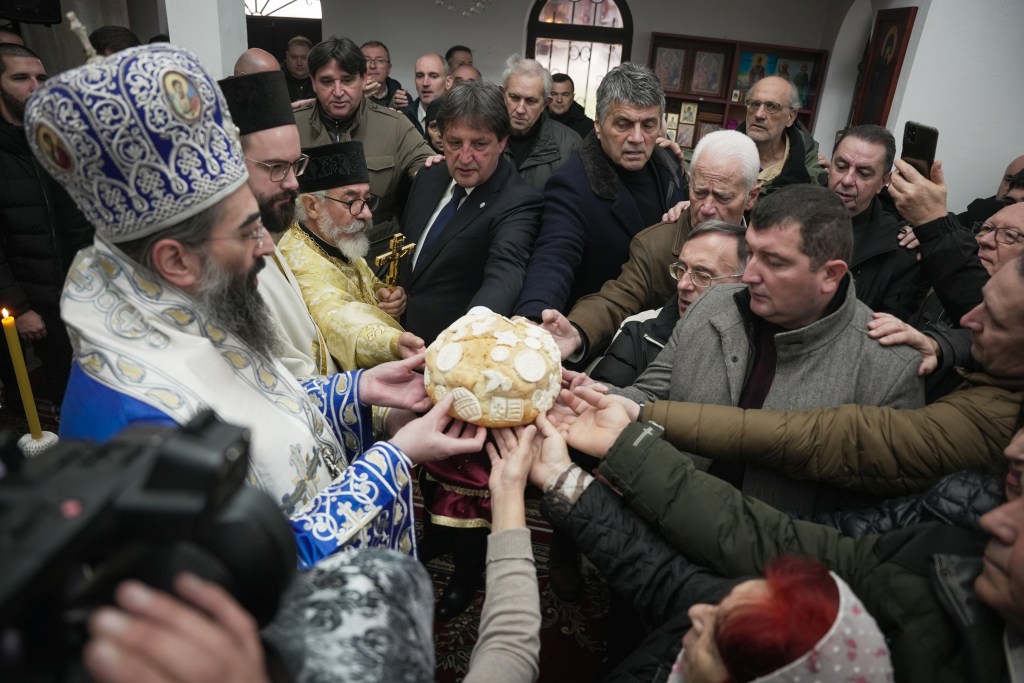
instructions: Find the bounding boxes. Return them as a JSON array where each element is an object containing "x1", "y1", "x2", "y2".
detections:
[{"x1": 424, "y1": 307, "x2": 562, "y2": 427}]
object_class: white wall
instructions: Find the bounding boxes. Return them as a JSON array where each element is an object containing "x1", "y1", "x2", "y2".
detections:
[
  {"x1": 813, "y1": 0, "x2": 871, "y2": 150},
  {"x1": 883, "y1": 0, "x2": 1024, "y2": 209},
  {"x1": 164, "y1": 0, "x2": 247, "y2": 79}
]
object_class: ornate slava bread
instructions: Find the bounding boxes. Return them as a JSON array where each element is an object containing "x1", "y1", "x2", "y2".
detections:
[{"x1": 424, "y1": 307, "x2": 561, "y2": 427}]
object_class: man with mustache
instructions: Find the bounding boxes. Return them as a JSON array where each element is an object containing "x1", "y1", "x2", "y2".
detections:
[
  {"x1": 280, "y1": 140, "x2": 424, "y2": 370},
  {"x1": 219, "y1": 70, "x2": 338, "y2": 377},
  {"x1": 44, "y1": 44, "x2": 485, "y2": 568},
  {"x1": 295, "y1": 37, "x2": 434, "y2": 261}
]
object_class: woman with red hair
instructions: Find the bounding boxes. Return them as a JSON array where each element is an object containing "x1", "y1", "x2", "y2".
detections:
[{"x1": 667, "y1": 555, "x2": 889, "y2": 682}]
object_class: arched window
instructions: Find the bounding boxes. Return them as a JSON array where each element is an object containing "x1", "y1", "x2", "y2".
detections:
[{"x1": 526, "y1": 0, "x2": 633, "y2": 119}]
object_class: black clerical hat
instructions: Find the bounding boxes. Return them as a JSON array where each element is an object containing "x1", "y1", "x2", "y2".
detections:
[
  {"x1": 299, "y1": 141, "x2": 369, "y2": 193},
  {"x1": 218, "y1": 71, "x2": 294, "y2": 135}
]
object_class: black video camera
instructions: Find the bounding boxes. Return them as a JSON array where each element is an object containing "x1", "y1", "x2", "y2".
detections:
[{"x1": 0, "y1": 411, "x2": 296, "y2": 682}]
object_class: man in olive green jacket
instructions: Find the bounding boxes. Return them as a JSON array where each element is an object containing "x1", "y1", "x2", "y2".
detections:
[{"x1": 295, "y1": 37, "x2": 433, "y2": 260}]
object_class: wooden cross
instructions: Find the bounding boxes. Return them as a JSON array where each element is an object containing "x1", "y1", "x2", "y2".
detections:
[{"x1": 374, "y1": 232, "x2": 416, "y2": 290}]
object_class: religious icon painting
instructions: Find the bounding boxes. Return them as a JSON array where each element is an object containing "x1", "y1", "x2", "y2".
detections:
[
  {"x1": 654, "y1": 47, "x2": 686, "y2": 93},
  {"x1": 34, "y1": 122, "x2": 75, "y2": 173},
  {"x1": 675, "y1": 124, "x2": 695, "y2": 149},
  {"x1": 162, "y1": 71, "x2": 203, "y2": 121},
  {"x1": 679, "y1": 102, "x2": 698, "y2": 125}
]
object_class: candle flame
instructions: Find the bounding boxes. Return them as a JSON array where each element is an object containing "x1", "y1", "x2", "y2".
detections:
[{"x1": 2, "y1": 309, "x2": 7, "y2": 318}]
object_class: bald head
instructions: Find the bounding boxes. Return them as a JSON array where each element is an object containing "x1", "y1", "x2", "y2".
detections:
[
  {"x1": 744, "y1": 76, "x2": 800, "y2": 148},
  {"x1": 998, "y1": 155, "x2": 1024, "y2": 200},
  {"x1": 233, "y1": 48, "x2": 280, "y2": 76},
  {"x1": 0, "y1": 30, "x2": 23, "y2": 46},
  {"x1": 446, "y1": 64, "x2": 482, "y2": 92}
]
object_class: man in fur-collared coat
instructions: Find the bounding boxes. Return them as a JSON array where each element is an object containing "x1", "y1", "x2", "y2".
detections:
[{"x1": 515, "y1": 63, "x2": 686, "y2": 319}]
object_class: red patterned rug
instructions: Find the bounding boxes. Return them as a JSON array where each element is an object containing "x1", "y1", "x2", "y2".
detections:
[{"x1": 418, "y1": 490, "x2": 611, "y2": 682}]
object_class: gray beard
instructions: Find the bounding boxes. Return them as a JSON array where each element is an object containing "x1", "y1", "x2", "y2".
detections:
[
  {"x1": 193, "y1": 254, "x2": 283, "y2": 360},
  {"x1": 316, "y1": 212, "x2": 370, "y2": 262}
]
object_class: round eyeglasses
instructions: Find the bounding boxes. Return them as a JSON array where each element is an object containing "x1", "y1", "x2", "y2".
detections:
[
  {"x1": 245, "y1": 154, "x2": 309, "y2": 183},
  {"x1": 668, "y1": 262, "x2": 742, "y2": 289},
  {"x1": 972, "y1": 221, "x2": 1024, "y2": 246},
  {"x1": 324, "y1": 193, "x2": 381, "y2": 216}
]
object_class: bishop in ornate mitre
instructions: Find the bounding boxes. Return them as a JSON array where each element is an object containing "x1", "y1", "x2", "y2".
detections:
[{"x1": 38, "y1": 44, "x2": 483, "y2": 569}]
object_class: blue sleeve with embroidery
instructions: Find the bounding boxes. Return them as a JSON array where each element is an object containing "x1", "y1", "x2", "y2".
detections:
[
  {"x1": 292, "y1": 372, "x2": 417, "y2": 569},
  {"x1": 289, "y1": 441, "x2": 417, "y2": 569},
  {"x1": 301, "y1": 370, "x2": 374, "y2": 459}
]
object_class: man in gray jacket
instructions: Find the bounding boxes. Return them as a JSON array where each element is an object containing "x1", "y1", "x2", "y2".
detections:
[
  {"x1": 609, "y1": 184, "x2": 924, "y2": 515},
  {"x1": 500, "y1": 55, "x2": 581, "y2": 191}
]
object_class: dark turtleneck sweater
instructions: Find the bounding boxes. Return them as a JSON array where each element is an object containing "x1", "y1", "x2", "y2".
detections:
[{"x1": 506, "y1": 120, "x2": 543, "y2": 168}]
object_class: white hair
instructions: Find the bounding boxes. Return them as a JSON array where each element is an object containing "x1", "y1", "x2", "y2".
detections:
[
  {"x1": 690, "y1": 130, "x2": 760, "y2": 192},
  {"x1": 294, "y1": 191, "x2": 323, "y2": 225},
  {"x1": 502, "y1": 53, "x2": 552, "y2": 94}
]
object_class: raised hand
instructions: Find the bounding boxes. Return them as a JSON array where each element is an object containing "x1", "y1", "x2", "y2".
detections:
[{"x1": 889, "y1": 158, "x2": 948, "y2": 227}]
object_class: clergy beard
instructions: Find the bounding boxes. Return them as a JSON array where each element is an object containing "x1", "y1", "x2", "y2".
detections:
[
  {"x1": 194, "y1": 254, "x2": 283, "y2": 359},
  {"x1": 317, "y1": 212, "x2": 370, "y2": 262},
  {"x1": 257, "y1": 189, "x2": 298, "y2": 236}
]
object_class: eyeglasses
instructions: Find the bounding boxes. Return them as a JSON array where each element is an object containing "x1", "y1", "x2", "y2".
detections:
[
  {"x1": 205, "y1": 223, "x2": 267, "y2": 250},
  {"x1": 668, "y1": 262, "x2": 742, "y2": 288},
  {"x1": 973, "y1": 222, "x2": 1024, "y2": 246},
  {"x1": 364, "y1": 57, "x2": 390, "y2": 66},
  {"x1": 245, "y1": 155, "x2": 309, "y2": 183},
  {"x1": 745, "y1": 99, "x2": 788, "y2": 115},
  {"x1": 324, "y1": 193, "x2": 381, "y2": 216}
]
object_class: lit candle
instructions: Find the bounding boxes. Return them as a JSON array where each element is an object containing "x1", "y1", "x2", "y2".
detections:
[{"x1": 1, "y1": 308, "x2": 43, "y2": 439}]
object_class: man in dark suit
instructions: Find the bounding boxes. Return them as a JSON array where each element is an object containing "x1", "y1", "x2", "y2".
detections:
[{"x1": 398, "y1": 79, "x2": 542, "y2": 619}]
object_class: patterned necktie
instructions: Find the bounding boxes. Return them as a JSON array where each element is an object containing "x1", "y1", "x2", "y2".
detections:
[{"x1": 419, "y1": 184, "x2": 467, "y2": 258}]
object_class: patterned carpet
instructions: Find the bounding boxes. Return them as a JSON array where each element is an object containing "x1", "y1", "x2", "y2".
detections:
[{"x1": 420, "y1": 493, "x2": 612, "y2": 683}]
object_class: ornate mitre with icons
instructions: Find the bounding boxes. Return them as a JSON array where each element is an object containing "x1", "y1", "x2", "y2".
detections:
[{"x1": 23, "y1": 44, "x2": 248, "y2": 243}]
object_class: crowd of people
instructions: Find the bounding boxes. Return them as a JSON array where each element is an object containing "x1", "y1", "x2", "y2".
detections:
[{"x1": 1, "y1": 19, "x2": 1023, "y2": 683}]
